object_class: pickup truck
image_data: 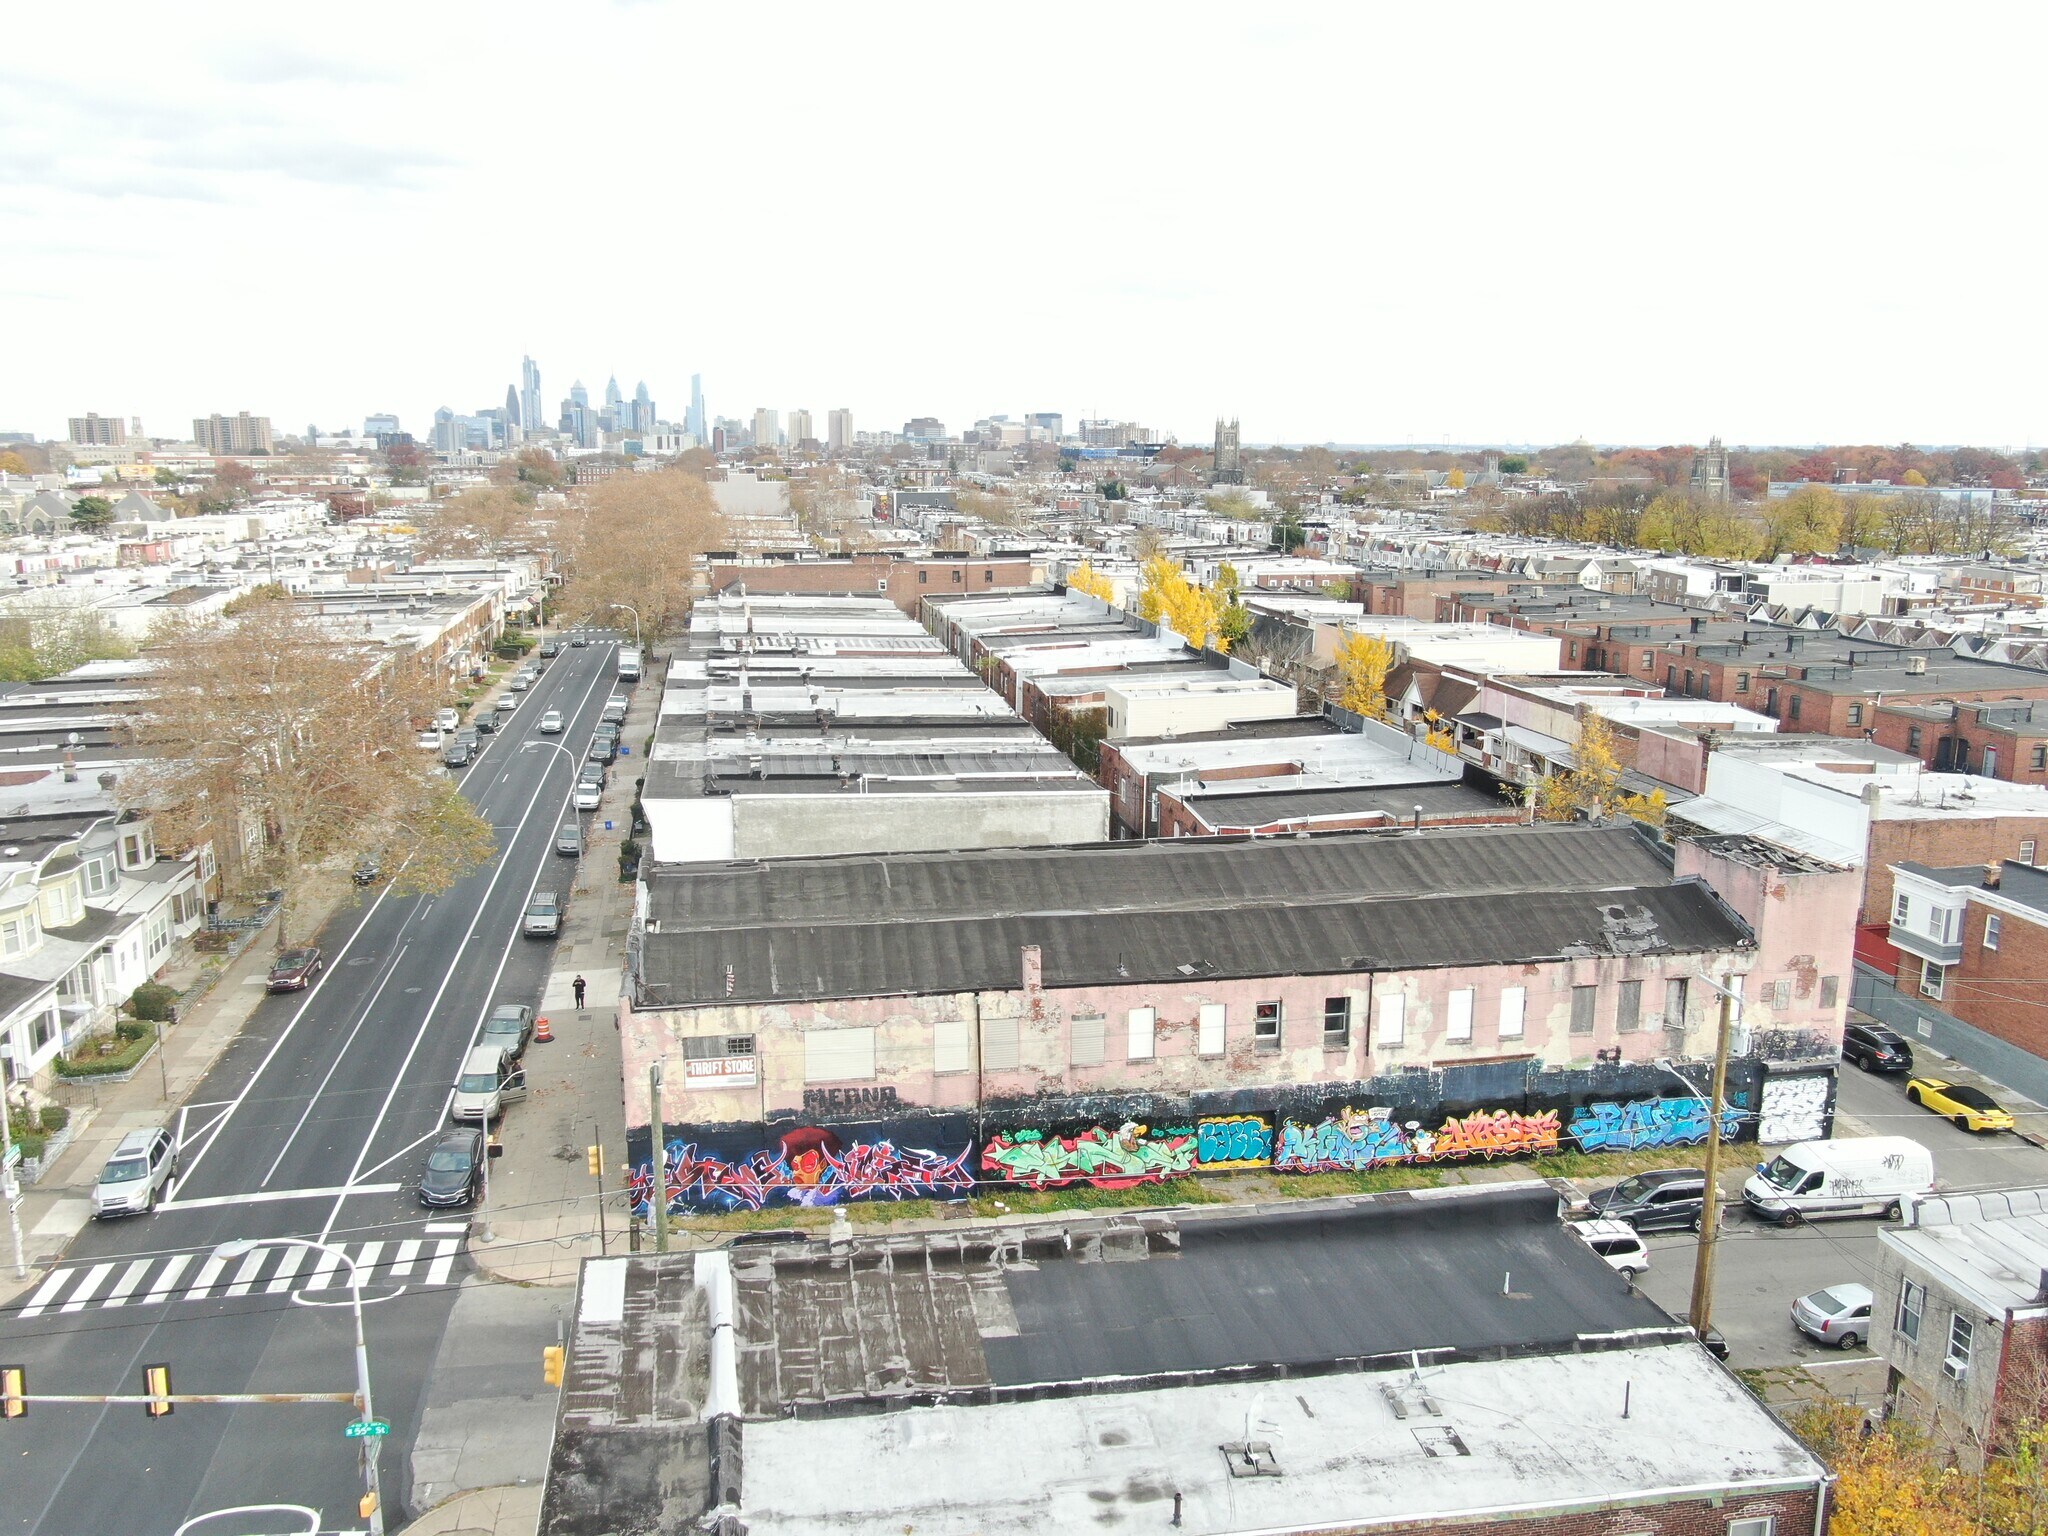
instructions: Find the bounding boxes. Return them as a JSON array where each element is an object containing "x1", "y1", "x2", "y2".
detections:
[{"x1": 523, "y1": 890, "x2": 563, "y2": 938}]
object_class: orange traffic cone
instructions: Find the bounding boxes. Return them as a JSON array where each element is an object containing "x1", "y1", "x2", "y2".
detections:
[{"x1": 534, "y1": 1016, "x2": 554, "y2": 1043}]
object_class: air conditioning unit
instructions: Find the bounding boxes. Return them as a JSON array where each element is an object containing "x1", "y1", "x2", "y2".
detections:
[{"x1": 1905, "y1": 654, "x2": 1928, "y2": 676}]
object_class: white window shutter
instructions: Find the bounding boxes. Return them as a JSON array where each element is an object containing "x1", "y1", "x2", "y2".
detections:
[
  {"x1": 803, "y1": 1026, "x2": 876, "y2": 1083},
  {"x1": 982, "y1": 1015, "x2": 1020, "y2": 1071},
  {"x1": 1070, "y1": 1013, "x2": 1105, "y2": 1066},
  {"x1": 1198, "y1": 1003, "x2": 1226, "y2": 1056},
  {"x1": 933, "y1": 1019, "x2": 972, "y2": 1074},
  {"x1": 1446, "y1": 988, "x2": 1474, "y2": 1041},
  {"x1": 1499, "y1": 986, "x2": 1526, "y2": 1039},
  {"x1": 1377, "y1": 993, "x2": 1405, "y2": 1046},
  {"x1": 1127, "y1": 1007, "x2": 1156, "y2": 1061}
]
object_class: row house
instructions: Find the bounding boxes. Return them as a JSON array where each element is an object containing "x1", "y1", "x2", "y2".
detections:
[
  {"x1": 1872, "y1": 698, "x2": 2048, "y2": 781},
  {"x1": 619, "y1": 823, "x2": 1853, "y2": 1213},
  {"x1": 1886, "y1": 858, "x2": 2048, "y2": 1060}
]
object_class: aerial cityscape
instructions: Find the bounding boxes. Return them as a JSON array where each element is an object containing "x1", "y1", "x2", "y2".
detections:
[{"x1": 5, "y1": 6, "x2": 2048, "y2": 1536}]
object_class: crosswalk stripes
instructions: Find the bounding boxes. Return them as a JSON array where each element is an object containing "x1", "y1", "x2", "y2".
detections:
[{"x1": 16, "y1": 1238, "x2": 466, "y2": 1319}]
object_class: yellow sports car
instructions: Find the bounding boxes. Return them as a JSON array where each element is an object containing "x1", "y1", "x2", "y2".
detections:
[{"x1": 1906, "y1": 1077, "x2": 2015, "y2": 1133}]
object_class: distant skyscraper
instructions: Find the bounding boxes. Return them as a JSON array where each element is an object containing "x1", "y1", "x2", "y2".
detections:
[
  {"x1": 686, "y1": 375, "x2": 706, "y2": 442},
  {"x1": 827, "y1": 408, "x2": 853, "y2": 452},
  {"x1": 570, "y1": 380, "x2": 589, "y2": 410},
  {"x1": 787, "y1": 409, "x2": 813, "y2": 447},
  {"x1": 68, "y1": 412, "x2": 126, "y2": 446},
  {"x1": 193, "y1": 411, "x2": 276, "y2": 455},
  {"x1": 364, "y1": 412, "x2": 401, "y2": 439},
  {"x1": 1210, "y1": 418, "x2": 1243, "y2": 485},
  {"x1": 1690, "y1": 436, "x2": 1730, "y2": 502},
  {"x1": 431, "y1": 406, "x2": 462, "y2": 453},
  {"x1": 504, "y1": 385, "x2": 524, "y2": 444},
  {"x1": 632, "y1": 381, "x2": 654, "y2": 435},
  {"x1": 520, "y1": 356, "x2": 542, "y2": 431},
  {"x1": 752, "y1": 407, "x2": 780, "y2": 450},
  {"x1": 1027, "y1": 412, "x2": 1063, "y2": 440}
]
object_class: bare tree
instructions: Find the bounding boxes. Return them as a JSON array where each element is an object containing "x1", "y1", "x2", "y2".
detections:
[{"x1": 553, "y1": 466, "x2": 727, "y2": 640}]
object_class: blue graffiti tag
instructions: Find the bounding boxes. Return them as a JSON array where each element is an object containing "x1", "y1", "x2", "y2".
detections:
[
  {"x1": 1566, "y1": 1097, "x2": 1740, "y2": 1153},
  {"x1": 1274, "y1": 1111, "x2": 1415, "y2": 1172},
  {"x1": 1196, "y1": 1115, "x2": 1273, "y2": 1167}
]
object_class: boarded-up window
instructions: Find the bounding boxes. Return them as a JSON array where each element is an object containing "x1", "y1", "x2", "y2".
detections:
[
  {"x1": 1664, "y1": 977, "x2": 1689, "y2": 1030},
  {"x1": 804, "y1": 1026, "x2": 875, "y2": 1084},
  {"x1": 1570, "y1": 986, "x2": 1597, "y2": 1034},
  {"x1": 933, "y1": 1019, "x2": 972, "y2": 1074},
  {"x1": 1771, "y1": 978, "x2": 1793, "y2": 1011},
  {"x1": 1376, "y1": 993, "x2": 1405, "y2": 1047},
  {"x1": 1819, "y1": 976, "x2": 1840, "y2": 1010},
  {"x1": 1198, "y1": 1003, "x2": 1226, "y2": 1056},
  {"x1": 982, "y1": 1014, "x2": 1020, "y2": 1071},
  {"x1": 1127, "y1": 1007, "x2": 1156, "y2": 1061},
  {"x1": 1616, "y1": 980, "x2": 1642, "y2": 1033},
  {"x1": 1446, "y1": 988, "x2": 1474, "y2": 1041},
  {"x1": 1499, "y1": 986, "x2": 1526, "y2": 1040},
  {"x1": 1069, "y1": 1013, "x2": 1105, "y2": 1066}
]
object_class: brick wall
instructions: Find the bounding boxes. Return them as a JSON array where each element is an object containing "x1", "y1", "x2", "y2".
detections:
[
  {"x1": 1863, "y1": 818, "x2": 2048, "y2": 926},
  {"x1": 1940, "y1": 897, "x2": 2048, "y2": 1059},
  {"x1": 710, "y1": 555, "x2": 1035, "y2": 615}
]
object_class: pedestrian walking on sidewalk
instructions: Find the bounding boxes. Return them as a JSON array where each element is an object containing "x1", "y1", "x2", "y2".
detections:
[{"x1": 573, "y1": 974, "x2": 587, "y2": 1010}]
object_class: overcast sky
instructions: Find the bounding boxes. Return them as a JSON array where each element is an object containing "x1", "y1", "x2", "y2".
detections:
[{"x1": 4, "y1": 2, "x2": 2041, "y2": 451}]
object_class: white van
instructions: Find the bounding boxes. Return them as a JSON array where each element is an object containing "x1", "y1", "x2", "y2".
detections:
[
  {"x1": 1742, "y1": 1136, "x2": 1934, "y2": 1227},
  {"x1": 450, "y1": 1044, "x2": 528, "y2": 1123}
]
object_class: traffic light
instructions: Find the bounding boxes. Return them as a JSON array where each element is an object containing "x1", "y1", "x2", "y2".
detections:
[
  {"x1": 542, "y1": 1345, "x2": 565, "y2": 1387},
  {"x1": 1, "y1": 1365, "x2": 24, "y2": 1420},
  {"x1": 142, "y1": 1363, "x2": 173, "y2": 1418},
  {"x1": 359, "y1": 1493, "x2": 380, "y2": 1520},
  {"x1": 586, "y1": 1145, "x2": 605, "y2": 1177}
]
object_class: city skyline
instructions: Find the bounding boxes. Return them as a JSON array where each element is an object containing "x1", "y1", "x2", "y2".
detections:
[{"x1": 3, "y1": 5, "x2": 2046, "y2": 447}]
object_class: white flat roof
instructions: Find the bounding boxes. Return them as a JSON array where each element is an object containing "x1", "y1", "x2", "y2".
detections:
[
  {"x1": 739, "y1": 1344, "x2": 1825, "y2": 1536},
  {"x1": 1883, "y1": 1187, "x2": 2048, "y2": 1318}
]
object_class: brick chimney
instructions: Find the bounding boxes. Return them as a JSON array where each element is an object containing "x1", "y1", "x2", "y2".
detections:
[
  {"x1": 1985, "y1": 862, "x2": 2002, "y2": 889},
  {"x1": 1021, "y1": 944, "x2": 1042, "y2": 993}
]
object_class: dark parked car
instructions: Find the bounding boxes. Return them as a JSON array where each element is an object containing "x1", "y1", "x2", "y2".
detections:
[
  {"x1": 570, "y1": 635, "x2": 589, "y2": 647},
  {"x1": 1841, "y1": 1021, "x2": 1914, "y2": 1074},
  {"x1": 352, "y1": 857, "x2": 382, "y2": 886},
  {"x1": 474, "y1": 712, "x2": 499, "y2": 735},
  {"x1": 586, "y1": 736, "x2": 616, "y2": 764},
  {"x1": 1581, "y1": 1168, "x2": 1710, "y2": 1233},
  {"x1": 482, "y1": 1002, "x2": 534, "y2": 1060},
  {"x1": 266, "y1": 945, "x2": 325, "y2": 992},
  {"x1": 418, "y1": 1128, "x2": 485, "y2": 1207}
]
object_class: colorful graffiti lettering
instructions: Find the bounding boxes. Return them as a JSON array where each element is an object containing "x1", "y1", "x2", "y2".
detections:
[
  {"x1": 1196, "y1": 1114, "x2": 1273, "y2": 1170},
  {"x1": 1273, "y1": 1105, "x2": 1561, "y2": 1173},
  {"x1": 628, "y1": 1125, "x2": 974, "y2": 1214},
  {"x1": 1566, "y1": 1097, "x2": 1738, "y2": 1153},
  {"x1": 1757, "y1": 1076, "x2": 1830, "y2": 1145},
  {"x1": 981, "y1": 1122, "x2": 1198, "y2": 1189}
]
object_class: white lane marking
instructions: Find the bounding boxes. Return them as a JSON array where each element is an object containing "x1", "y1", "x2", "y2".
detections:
[
  {"x1": 421, "y1": 1222, "x2": 469, "y2": 1235},
  {"x1": 183, "y1": 1251, "x2": 230, "y2": 1301},
  {"x1": 264, "y1": 1245, "x2": 308, "y2": 1294},
  {"x1": 390, "y1": 1239, "x2": 422, "y2": 1276},
  {"x1": 354, "y1": 1126, "x2": 444, "y2": 1184},
  {"x1": 322, "y1": 656, "x2": 616, "y2": 1244},
  {"x1": 353, "y1": 1241, "x2": 384, "y2": 1285},
  {"x1": 260, "y1": 942, "x2": 412, "y2": 1186},
  {"x1": 19, "y1": 1267, "x2": 72, "y2": 1318},
  {"x1": 424, "y1": 1240, "x2": 458, "y2": 1287},
  {"x1": 59, "y1": 1262, "x2": 117, "y2": 1313},
  {"x1": 304, "y1": 1248, "x2": 343, "y2": 1291},
  {"x1": 140, "y1": 1253, "x2": 192, "y2": 1306},
  {"x1": 103, "y1": 1258, "x2": 154, "y2": 1307},
  {"x1": 163, "y1": 1182, "x2": 402, "y2": 1212},
  {"x1": 223, "y1": 1248, "x2": 270, "y2": 1298}
]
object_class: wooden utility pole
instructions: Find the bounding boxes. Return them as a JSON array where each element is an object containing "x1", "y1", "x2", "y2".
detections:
[{"x1": 1688, "y1": 988, "x2": 1737, "y2": 1337}]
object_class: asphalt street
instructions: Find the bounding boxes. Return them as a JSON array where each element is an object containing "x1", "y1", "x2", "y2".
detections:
[
  {"x1": 0, "y1": 635, "x2": 625, "y2": 1536},
  {"x1": 1635, "y1": 1058, "x2": 2048, "y2": 1370}
]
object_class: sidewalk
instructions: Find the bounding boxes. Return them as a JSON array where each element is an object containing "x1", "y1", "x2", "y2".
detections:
[
  {"x1": 1, "y1": 870, "x2": 359, "y2": 1307},
  {"x1": 397, "y1": 1485, "x2": 542, "y2": 1536}
]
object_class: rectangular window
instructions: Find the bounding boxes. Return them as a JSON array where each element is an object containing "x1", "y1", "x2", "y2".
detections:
[
  {"x1": 1616, "y1": 979, "x2": 1642, "y2": 1033},
  {"x1": 1771, "y1": 978, "x2": 1793, "y2": 1012},
  {"x1": 1253, "y1": 1001, "x2": 1282, "y2": 1049},
  {"x1": 1126, "y1": 1007, "x2": 1156, "y2": 1061},
  {"x1": 1945, "y1": 1314, "x2": 1973, "y2": 1381},
  {"x1": 1847, "y1": 703, "x2": 1863, "y2": 726},
  {"x1": 1735, "y1": 671, "x2": 1750, "y2": 694},
  {"x1": 1908, "y1": 726, "x2": 1923, "y2": 752},
  {"x1": 1727, "y1": 1520, "x2": 1775, "y2": 1536},
  {"x1": 933, "y1": 1020, "x2": 972, "y2": 1074},
  {"x1": 1896, "y1": 1279, "x2": 1924, "y2": 1344},
  {"x1": 1070, "y1": 1013, "x2": 1105, "y2": 1066},
  {"x1": 803, "y1": 1026, "x2": 876, "y2": 1084},
  {"x1": 2033, "y1": 746, "x2": 2046, "y2": 772},
  {"x1": 1986, "y1": 914, "x2": 2002, "y2": 951},
  {"x1": 1894, "y1": 891, "x2": 1910, "y2": 925},
  {"x1": 726, "y1": 1034, "x2": 755, "y2": 1057},
  {"x1": 1498, "y1": 986, "x2": 1525, "y2": 1040},
  {"x1": 1322, "y1": 996, "x2": 1351, "y2": 1047},
  {"x1": 1446, "y1": 987, "x2": 1474, "y2": 1042},
  {"x1": 1375, "y1": 993, "x2": 1404, "y2": 1047},
  {"x1": 1570, "y1": 985, "x2": 1597, "y2": 1034},
  {"x1": 83, "y1": 858, "x2": 112, "y2": 897},
  {"x1": 2024, "y1": 839, "x2": 2038, "y2": 865},
  {"x1": 1664, "y1": 977, "x2": 1689, "y2": 1029},
  {"x1": 1198, "y1": 1003, "x2": 1226, "y2": 1056},
  {"x1": 1921, "y1": 960, "x2": 1946, "y2": 1001},
  {"x1": 1641, "y1": 650, "x2": 1653, "y2": 670},
  {"x1": 917, "y1": 570, "x2": 927, "y2": 584},
  {"x1": 951, "y1": 570, "x2": 961, "y2": 583},
  {"x1": 981, "y1": 1015, "x2": 1020, "y2": 1071},
  {"x1": 1789, "y1": 693, "x2": 1802, "y2": 720},
  {"x1": 1820, "y1": 975, "x2": 1840, "y2": 1010}
]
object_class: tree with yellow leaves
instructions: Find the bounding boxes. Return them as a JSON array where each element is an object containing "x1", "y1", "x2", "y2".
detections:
[
  {"x1": 1138, "y1": 555, "x2": 1232, "y2": 652},
  {"x1": 1068, "y1": 563, "x2": 1117, "y2": 603},
  {"x1": 1791, "y1": 1401, "x2": 1992, "y2": 1536},
  {"x1": 1332, "y1": 631, "x2": 1393, "y2": 720},
  {"x1": 1531, "y1": 710, "x2": 1623, "y2": 821}
]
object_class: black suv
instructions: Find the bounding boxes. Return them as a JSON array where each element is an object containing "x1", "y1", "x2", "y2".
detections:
[
  {"x1": 1842, "y1": 1021, "x2": 1914, "y2": 1074},
  {"x1": 1582, "y1": 1168, "x2": 1710, "y2": 1233}
]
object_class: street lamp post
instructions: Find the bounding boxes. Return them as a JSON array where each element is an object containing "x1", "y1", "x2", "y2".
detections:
[
  {"x1": 600, "y1": 602, "x2": 642, "y2": 651},
  {"x1": 214, "y1": 1237, "x2": 389, "y2": 1536}
]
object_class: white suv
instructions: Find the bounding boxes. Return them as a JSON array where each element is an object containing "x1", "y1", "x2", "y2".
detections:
[
  {"x1": 92, "y1": 1126, "x2": 178, "y2": 1217},
  {"x1": 539, "y1": 710, "x2": 564, "y2": 734},
  {"x1": 1568, "y1": 1217, "x2": 1650, "y2": 1280}
]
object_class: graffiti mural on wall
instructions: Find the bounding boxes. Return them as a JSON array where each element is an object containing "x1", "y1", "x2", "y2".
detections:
[
  {"x1": 981, "y1": 1122, "x2": 1198, "y2": 1189},
  {"x1": 1196, "y1": 1114, "x2": 1273, "y2": 1170},
  {"x1": 629, "y1": 1125, "x2": 974, "y2": 1214},
  {"x1": 1565, "y1": 1097, "x2": 1739, "y2": 1153},
  {"x1": 1757, "y1": 1076, "x2": 1831, "y2": 1145},
  {"x1": 1273, "y1": 1105, "x2": 1561, "y2": 1173}
]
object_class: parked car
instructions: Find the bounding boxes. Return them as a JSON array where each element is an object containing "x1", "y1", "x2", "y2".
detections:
[
  {"x1": 523, "y1": 889, "x2": 563, "y2": 937},
  {"x1": 1580, "y1": 1168, "x2": 1710, "y2": 1233},
  {"x1": 266, "y1": 946, "x2": 325, "y2": 992},
  {"x1": 586, "y1": 736, "x2": 616, "y2": 764},
  {"x1": 539, "y1": 639, "x2": 562, "y2": 658},
  {"x1": 434, "y1": 707, "x2": 460, "y2": 732},
  {"x1": 474, "y1": 712, "x2": 499, "y2": 736},
  {"x1": 92, "y1": 1126, "x2": 177, "y2": 1218},
  {"x1": 1906, "y1": 1077, "x2": 2015, "y2": 1133},
  {"x1": 418, "y1": 1128, "x2": 486, "y2": 1207},
  {"x1": 570, "y1": 635, "x2": 589, "y2": 647},
  {"x1": 416, "y1": 729, "x2": 442, "y2": 750},
  {"x1": 1791, "y1": 1283, "x2": 1873, "y2": 1349},
  {"x1": 482, "y1": 1002, "x2": 534, "y2": 1060},
  {"x1": 451, "y1": 1044, "x2": 527, "y2": 1122},
  {"x1": 539, "y1": 710, "x2": 564, "y2": 734},
  {"x1": 556, "y1": 821, "x2": 583, "y2": 857},
  {"x1": 509, "y1": 673, "x2": 532, "y2": 692},
  {"x1": 574, "y1": 780, "x2": 602, "y2": 811},
  {"x1": 441, "y1": 739, "x2": 473, "y2": 768},
  {"x1": 496, "y1": 693, "x2": 520, "y2": 714},
  {"x1": 1842, "y1": 1022, "x2": 1914, "y2": 1074},
  {"x1": 1568, "y1": 1218, "x2": 1649, "y2": 1280},
  {"x1": 578, "y1": 762, "x2": 606, "y2": 790},
  {"x1": 352, "y1": 856, "x2": 382, "y2": 886},
  {"x1": 1743, "y1": 1136, "x2": 1934, "y2": 1226},
  {"x1": 601, "y1": 694, "x2": 629, "y2": 724}
]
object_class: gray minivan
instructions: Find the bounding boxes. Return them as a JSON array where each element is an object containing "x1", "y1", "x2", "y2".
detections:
[
  {"x1": 451, "y1": 1044, "x2": 527, "y2": 1122},
  {"x1": 556, "y1": 821, "x2": 582, "y2": 857}
]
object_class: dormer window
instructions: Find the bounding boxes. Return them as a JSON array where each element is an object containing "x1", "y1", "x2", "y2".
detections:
[
  {"x1": 0, "y1": 908, "x2": 39, "y2": 958},
  {"x1": 120, "y1": 825, "x2": 155, "y2": 869}
]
